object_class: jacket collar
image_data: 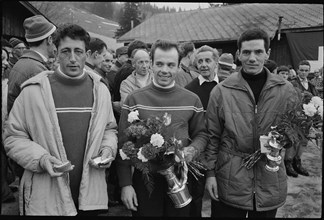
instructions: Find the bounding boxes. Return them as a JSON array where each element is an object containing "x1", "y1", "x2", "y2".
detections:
[
  {"x1": 222, "y1": 67, "x2": 286, "y2": 91},
  {"x1": 20, "y1": 49, "x2": 48, "y2": 65},
  {"x1": 21, "y1": 68, "x2": 102, "y2": 90}
]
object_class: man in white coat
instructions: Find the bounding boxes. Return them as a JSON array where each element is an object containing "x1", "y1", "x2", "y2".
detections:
[{"x1": 3, "y1": 23, "x2": 118, "y2": 216}]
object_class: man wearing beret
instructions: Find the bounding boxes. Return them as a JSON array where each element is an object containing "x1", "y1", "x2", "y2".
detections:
[
  {"x1": 8, "y1": 37, "x2": 26, "y2": 68},
  {"x1": 7, "y1": 15, "x2": 57, "y2": 180}
]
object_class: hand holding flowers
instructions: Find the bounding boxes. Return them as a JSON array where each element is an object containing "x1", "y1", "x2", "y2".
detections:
[
  {"x1": 119, "y1": 111, "x2": 206, "y2": 200},
  {"x1": 243, "y1": 93, "x2": 323, "y2": 172}
]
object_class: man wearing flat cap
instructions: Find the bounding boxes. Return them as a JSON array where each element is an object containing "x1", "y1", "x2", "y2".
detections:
[
  {"x1": 217, "y1": 53, "x2": 236, "y2": 82},
  {"x1": 110, "y1": 46, "x2": 128, "y2": 74},
  {"x1": 7, "y1": 15, "x2": 57, "y2": 179},
  {"x1": 8, "y1": 37, "x2": 26, "y2": 68}
]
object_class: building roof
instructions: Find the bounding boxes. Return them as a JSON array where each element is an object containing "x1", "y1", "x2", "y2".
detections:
[{"x1": 117, "y1": 3, "x2": 323, "y2": 44}]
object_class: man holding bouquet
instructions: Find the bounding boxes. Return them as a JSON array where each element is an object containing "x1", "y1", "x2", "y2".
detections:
[
  {"x1": 116, "y1": 39, "x2": 208, "y2": 217},
  {"x1": 205, "y1": 28, "x2": 299, "y2": 218}
]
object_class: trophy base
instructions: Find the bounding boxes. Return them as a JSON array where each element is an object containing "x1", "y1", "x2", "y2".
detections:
[
  {"x1": 167, "y1": 184, "x2": 192, "y2": 208},
  {"x1": 265, "y1": 164, "x2": 279, "y2": 172}
]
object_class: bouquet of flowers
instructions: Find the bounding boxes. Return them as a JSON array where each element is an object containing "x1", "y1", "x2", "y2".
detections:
[
  {"x1": 119, "y1": 110, "x2": 205, "y2": 208},
  {"x1": 242, "y1": 92, "x2": 323, "y2": 172}
]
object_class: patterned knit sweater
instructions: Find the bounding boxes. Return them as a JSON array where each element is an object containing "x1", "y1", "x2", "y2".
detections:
[
  {"x1": 116, "y1": 82, "x2": 208, "y2": 187},
  {"x1": 48, "y1": 69, "x2": 93, "y2": 208}
]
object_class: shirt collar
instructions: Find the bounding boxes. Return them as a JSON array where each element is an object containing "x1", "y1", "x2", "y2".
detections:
[
  {"x1": 298, "y1": 76, "x2": 308, "y2": 83},
  {"x1": 31, "y1": 49, "x2": 48, "y2": 62},
  {"x1": 198, "y1": 74, "x2": 219, "y2": 85}
]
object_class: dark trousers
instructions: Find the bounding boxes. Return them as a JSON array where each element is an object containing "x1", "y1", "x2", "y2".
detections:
[
  {"x1": 187, "y1": 171, "x2": 206, "y2": 217},
  {"x1": 132, "y1": 169, "x2": 191, "y2": 217},
  {"x1": 106, "y1": 160, "x2": 121, "y2": 202},
  {"x1": 285, "y1": 139, "x2": 308, "y2": 160},
  {"x1": 211, "y1": 199, "x2": 277, "y2": 218}
]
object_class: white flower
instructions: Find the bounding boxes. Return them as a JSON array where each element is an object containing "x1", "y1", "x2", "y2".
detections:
[
  {"x1": 303, "y1": 103, "x2": 317, "y2": 117},
  {"x1": 128, "y1": 110, "x2": 139, "y2": 123},
  {"x1": 137, "y1": 147, "x2": 148, "y2": 162},
  {"x1": 119, "y1": 149, "x2": 130, "y2": 160},
  {"x1": 310, "y1": 96, "x2": 323, "y2": 108},
  {"x1": 150, "y1": 133, "x2": 164, "y2": 148},
  {"x1": 318, "y1": 105, "x2": 323, "y2": 119}
]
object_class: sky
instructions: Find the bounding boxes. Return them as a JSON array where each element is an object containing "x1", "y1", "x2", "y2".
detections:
[{"x1": 152, "y1": 2, "x2": 215, "y2": 11}]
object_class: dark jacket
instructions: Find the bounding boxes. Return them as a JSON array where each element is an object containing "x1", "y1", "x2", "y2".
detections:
[
  {"x1": 205, "y1": 68, "x2": 298, "y2": 211},
  {"x1": 7, "y1": 49, "x2": 49, "y2": 114},
  {"x1": 175, "y1": 63, "x2": 199, "y2": 87},
  {"x1": 110, "y1": 60, "x2": 122, "y2": 73},
  {"x1": 289, "y1": 77, "x2": 319, "y2": 96}
]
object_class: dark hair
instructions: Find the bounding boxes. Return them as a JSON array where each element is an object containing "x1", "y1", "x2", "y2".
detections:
[
  {"x1": 264, "y1": 59, "x2": 277, "y2": 73},
  {"x1": 150, "y1": 39, "x2": 180, "y2": 65},
  {"x1": 237, "y1": 28, "x2": 270, "y2": 52},
  {"x1": 53, "y1": 23, "x2": 90, "y2": 50},
  {"x1": 179, "y1": 41, "x2": 195, "y2": 59},
  {"x1": 127, "y1": 40, "x2": 148, "y2": 58},
  {"x1": 1, "y1": 38, "x2": 12, "y2": 48},
  {"x1": 277, "y1": 65, "x2": 289, "y2": 74},
  {"x1": 298, "y1": 60, "x2": 310, "y2": 68},
  {"x1": 88, "y1": 37, "x2": 107, "y2": 54}
]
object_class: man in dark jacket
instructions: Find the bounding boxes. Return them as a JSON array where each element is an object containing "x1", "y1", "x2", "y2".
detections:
[
  {"x1": 175, "y1": 41, "x2": 199, "y2": 87},
  {"x1": 284, "y1": 60, "x2": 319, "y2": 177},
  {"x1": 185, "y1": 45, "x2": 219, "y2": 217},
  {"x1": 205, "y1": 28, "x2": 298, "y2": 218},
  {"x1": 7, "y1": 15, "x2": 57, "y2": 114},
  {"x1": 7, "y1": 15, "x2": 57, "y2": 179}
]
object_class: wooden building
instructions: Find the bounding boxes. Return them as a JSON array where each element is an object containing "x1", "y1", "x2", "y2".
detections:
[
  {"x1": 117, "y1": 3, "x2": 323, "y2": 70},
  {"x1": 1, "y1": 1, "x2": 47, "y2": 42}
]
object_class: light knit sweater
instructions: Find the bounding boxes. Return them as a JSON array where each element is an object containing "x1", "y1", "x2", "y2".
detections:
[
  {"x1": 116, "y1": 82, "x2": 208, "y2": 187},
  {"x1": 119, "y1": 70, "x2": 153, "y2": 106}
]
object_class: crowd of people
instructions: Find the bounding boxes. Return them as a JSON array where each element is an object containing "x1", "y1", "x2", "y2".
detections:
[{"x1": 1, "y1": 14, "x2": 323, "y2": 217}]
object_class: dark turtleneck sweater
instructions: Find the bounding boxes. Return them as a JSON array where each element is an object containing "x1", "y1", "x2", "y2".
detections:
[
  {"x1": 48, "y1": 69, "x2": 93, "y2": 208},
  {"x1": 241, "y1": 68, "x2": 267, "y2": 104}
]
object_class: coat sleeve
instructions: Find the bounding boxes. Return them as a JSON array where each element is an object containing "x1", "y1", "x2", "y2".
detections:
[
  {"x1": 119, "y1": 79, "x2": 132, "y2": 107},
  {"x1": 205, "y1": 87, "x2": 224, "y2": 177},
  {"x1": 3, "y1": 90, "x2": 49, "y2": 173},
  {"x1": 99, "y1": 85, "x2": 118, "y2": 158},
  {"x1": 115, "y1": 95, "x2": 133, "y2": 187},
  {"x1": 188, "y1": 97, "x2": 208, "y2": 155}
]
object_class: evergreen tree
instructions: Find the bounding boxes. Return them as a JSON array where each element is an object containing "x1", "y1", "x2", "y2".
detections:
[{"x1": 115, "y1": 2, "x2": 141, "y2": 38}]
